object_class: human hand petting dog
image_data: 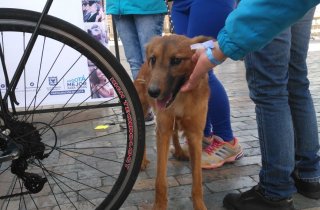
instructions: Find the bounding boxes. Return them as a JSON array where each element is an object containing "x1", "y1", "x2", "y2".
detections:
[{"x1": 181, "y1": 41, "x2": 227, "y2": 92}]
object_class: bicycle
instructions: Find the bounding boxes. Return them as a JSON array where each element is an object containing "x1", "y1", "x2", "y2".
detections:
[{"x1": 0, "y1": 0, "x2": 145, "y2": 209}]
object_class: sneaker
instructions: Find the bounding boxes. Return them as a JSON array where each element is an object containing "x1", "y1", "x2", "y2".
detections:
[
  {"x1": 293, "y1": 172, "x2": 320, "y2": 199},
  {"x1": 201, "y1": 136, "x2": 243, "y2": 169},
  {"x1": 223, "y1": 185, "x2": 295, "y2": 210},
  {"x1": 145, "y1": 110, "x2": 155, "y2": 126}
]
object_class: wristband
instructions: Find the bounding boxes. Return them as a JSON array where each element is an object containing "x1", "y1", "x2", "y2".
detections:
[
  {"x1": 190, "y1": 40, "x2": 223, "y2": 65},
  {"x1": 205, "y1": 47, "x2": 222, "y2": 65},
  {"x1": 190, "y1": 40, "x2": 214, "y2": 50}
]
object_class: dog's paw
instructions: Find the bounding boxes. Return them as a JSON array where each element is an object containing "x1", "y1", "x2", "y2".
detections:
[
  {"x1": 140, "y1": 158, "x2": 150, "y2": 171},
  {"x1": 193, "y1": 200, "x2": 207, "y2": 210},
  {"x1": 170, "y1": 145, "x2": 190, "y2": 161},
  {"x1": 173, "y1": 151, "x2": 190, "y2": 161}
]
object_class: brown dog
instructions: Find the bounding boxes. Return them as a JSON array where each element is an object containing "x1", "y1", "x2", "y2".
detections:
[{"x1": 134, "y1": 34, "x2": 210, "y2": 210}]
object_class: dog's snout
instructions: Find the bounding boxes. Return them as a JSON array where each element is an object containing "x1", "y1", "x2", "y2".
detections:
[{"x1": 148, "y1": 84, "x2": 161, "y2": 98}]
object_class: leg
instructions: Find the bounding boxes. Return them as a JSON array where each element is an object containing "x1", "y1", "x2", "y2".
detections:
[
  {"x1": 244, "y1": 29, "x2": 296, "y2": 199},
  {"x1": 134, "y1": 14, "x2": 164, "y2": 125},
  {"x1": 171, "y1": 127, "x2": 190, "y2": 161},
  {"x1": 172, "y1": 0, "x2": 236, "y2": 141},
  {"x1": 171, "y1": 0, "x2": 190, "y2": 36},
  {"x1": 288, "y1": 7, "x2": 320, "y2": 190},
  {"x1": 133, "y1": 65, "x2": 151, "y2": 170},
  {"x1": 172, "y1": 0, "x2": 241, "y2": 170},
  {"x1": 205, "y1": 71, "x2": 233, "y2": 141},
  {"x1": 153, "y1": 116, "x2": 173, "y2": 210},
  {"x1": 134, "y1": 14, "x2": 164, "y2": 64},
  {"x1": 223, "y1": 8, "x2": 318, "y2": 210},
  {"x1": 187, "y1": 131, "x2": 207, "y2": 210},
  {"x1": 112, "y1": 15, "x2": 144, "y2": 80}
]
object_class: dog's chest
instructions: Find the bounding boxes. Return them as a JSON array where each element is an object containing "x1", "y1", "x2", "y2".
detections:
[{"x1": 171, "y1": 101, "x2": 185, "y2": 117}]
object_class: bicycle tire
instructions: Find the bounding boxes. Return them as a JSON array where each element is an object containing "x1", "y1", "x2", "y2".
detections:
[{"x1": 0, "y1": 8, "x2": 145, "y2": 210}]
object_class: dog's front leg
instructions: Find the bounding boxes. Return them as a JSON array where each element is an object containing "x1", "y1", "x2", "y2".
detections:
[
  {"x1": 187, "y1": 133, "x2": 207, "y2": 210},
  {"x1": 153, "y1": 126, "x2": 172, "y2": 210}
]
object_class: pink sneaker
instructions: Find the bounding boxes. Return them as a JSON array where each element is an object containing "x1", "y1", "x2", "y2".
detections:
[{"x1": 201, "y1": 136, "x2": 243, "y2": 169}]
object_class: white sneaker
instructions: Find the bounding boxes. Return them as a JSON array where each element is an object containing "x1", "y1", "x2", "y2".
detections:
[{"x1": 145, "y1": 109, "x2": 155, "y2": 126}]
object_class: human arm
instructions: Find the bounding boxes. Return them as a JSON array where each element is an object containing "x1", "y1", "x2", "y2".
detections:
[
  {"x1": 181, "y1": 0, "x2": 319, "y2": 91},
  {"x1": 219, "y1": 0, "x2": 319, "y2": 60}
]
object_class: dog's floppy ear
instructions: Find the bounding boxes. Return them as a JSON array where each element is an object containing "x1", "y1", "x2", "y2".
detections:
[{"x1": 190, "y1": 35, "x2": 213, "y2": 45}]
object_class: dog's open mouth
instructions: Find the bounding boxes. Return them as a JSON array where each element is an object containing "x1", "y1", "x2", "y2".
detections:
[
  {"x1": 155, "y1": 75, "x2": 186, "y2": 109},
  {"x1": 156, "y1": 93, "x2": 174, "y2": 109}
]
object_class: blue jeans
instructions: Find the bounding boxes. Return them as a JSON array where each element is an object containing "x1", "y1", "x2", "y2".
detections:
[
  {"x1": 113, "y1": 14, "x2": 164, "y2": 80},
  {"x1": 244, "y1": 8, "x2": 319, "y2": 199}
]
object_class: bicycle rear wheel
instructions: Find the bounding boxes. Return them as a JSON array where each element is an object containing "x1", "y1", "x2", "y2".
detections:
[{"x1": 0, "y1": 8, "x2": 145, "y2": 210}]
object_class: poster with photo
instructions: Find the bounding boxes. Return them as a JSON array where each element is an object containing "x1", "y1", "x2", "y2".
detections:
[
  {"x1": 81, "y1": 0, "x2": 114, "y2": 100},
  {"x1": 0, "y1": 0, "x2": 115, "y2": 108}
]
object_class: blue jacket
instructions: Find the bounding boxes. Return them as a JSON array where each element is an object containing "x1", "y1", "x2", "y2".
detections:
[
  {"x1": 106, "y1": 0, "x2": 167, "y2": 15},
  {"x1": 218, "y1": 0, "x2": 320, "y2": 60}
]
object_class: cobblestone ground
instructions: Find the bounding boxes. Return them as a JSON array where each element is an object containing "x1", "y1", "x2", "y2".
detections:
[{"x1": 118, "y1": 44, "x2": 320, "y2": 210}]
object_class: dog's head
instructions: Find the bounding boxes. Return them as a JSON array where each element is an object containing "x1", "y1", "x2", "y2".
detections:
[{"x1": 145, "y1": 34, "x2": 211, "y2": 109}]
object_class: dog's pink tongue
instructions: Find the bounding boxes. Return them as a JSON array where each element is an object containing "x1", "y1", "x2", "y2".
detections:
[
  {"x1": 156, "y1": 95, "x2": 171, "y2": 109},
  {"x1": 156, "y1": 99, "x2": 167, "y2": 109}
]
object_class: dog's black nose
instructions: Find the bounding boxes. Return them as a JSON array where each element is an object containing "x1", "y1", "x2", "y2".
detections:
[{"x1": 148, "y1": 85, "x2": 161, "y2": 98}]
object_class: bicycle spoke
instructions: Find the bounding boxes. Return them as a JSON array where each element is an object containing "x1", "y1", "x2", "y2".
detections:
[
  {"x1": 24, "y1": 54, "x2": 83, "y2": 121},
  {"x1": 4, "y1": 176, "x2": 18, "y2": 210},
  {"x1": 39, "y1": 160, "x2": 96, "y2": 208},
  {"x1": 23, "y1": 32, "x2": 27, "y2": 117},
  {"x1": 0, "y1": 165, "x2": 10, "y2": 175},
  {"x1": 25, "y1": 44, "x2": 66, "y2": 119},
  {"x1": 38, "y1": 160, "x2": 71, "y2": 210},
  {"x1": 18, "y1": 179, "x2": 28, "y2": 210},
  {"x1": 30, "y1": 37, "x2": 46, "y2": 123},
  {"x1": 55, "y1": 147, "x2": 123, "y2": 164},
  {"x1": 28, "y1": 193, "x2": 39, "y2": 210},
  {"x1": 31, "y1": 161, "x2": 109, "y2": 196}
]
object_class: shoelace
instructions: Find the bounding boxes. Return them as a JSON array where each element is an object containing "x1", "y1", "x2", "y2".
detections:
[{"x1": 204, "y1": 139, "x2": 224, "y2": 154}]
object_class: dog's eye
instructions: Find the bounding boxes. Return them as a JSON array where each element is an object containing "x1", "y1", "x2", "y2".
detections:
[
  {"x1": 170, "y1": 57, "x2": 182, "y2": 66},
  {"x1": 149, "y1": 56, "x2": 156, "y2": 65}
]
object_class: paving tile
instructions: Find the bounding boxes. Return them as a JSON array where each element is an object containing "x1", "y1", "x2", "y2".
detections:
[{"x1": 205, "y1": 176, "x2": 257, "y2": 193}]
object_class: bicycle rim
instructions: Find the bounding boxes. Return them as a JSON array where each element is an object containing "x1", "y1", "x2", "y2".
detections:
[{"x1": 0, "y1": 8, "x2": 145, "y2": 210}]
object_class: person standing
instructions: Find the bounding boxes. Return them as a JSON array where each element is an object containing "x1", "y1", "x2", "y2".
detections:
[
  {"x1": 106, "y1": 0, "x2": 167, "y2": 125},
  {"x1": 223, "y1": 7, "x2": 319, "y2": 210},
  {"x1": 170, "y1": 0, "x2": 243, "y2": 169},
  {"x1": 178, "y1": 0, "x2": 320, "y2": 209}
]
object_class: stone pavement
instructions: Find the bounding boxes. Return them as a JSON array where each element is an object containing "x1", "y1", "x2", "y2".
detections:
[{"x1": 109, "y1": 40, "x2": 320, "y2": 210}]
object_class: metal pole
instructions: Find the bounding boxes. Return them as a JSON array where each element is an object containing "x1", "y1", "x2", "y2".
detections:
[{"x1": 111, "y1": 16, "x2": 120, "y2": 61}]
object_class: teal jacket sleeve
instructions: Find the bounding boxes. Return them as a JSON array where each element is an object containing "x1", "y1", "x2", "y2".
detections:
[{"x1": 218, "y1": 0, "x2": 320, "y2": 60}]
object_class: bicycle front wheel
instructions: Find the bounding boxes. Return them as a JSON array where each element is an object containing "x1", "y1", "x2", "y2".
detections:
[{"x1": 0, "y1": 8, "x2": 145, "y2": 210}]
